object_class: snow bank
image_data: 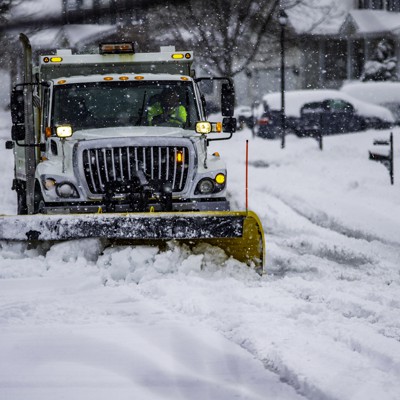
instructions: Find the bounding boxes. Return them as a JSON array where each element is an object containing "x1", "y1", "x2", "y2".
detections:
[{"x1": 341, "y1": 81, "x2": 400, "y2": 104}]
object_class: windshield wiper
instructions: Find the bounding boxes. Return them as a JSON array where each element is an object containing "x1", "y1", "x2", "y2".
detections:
[
  {"x1": 137, "y1": 90, "x2": 147, "y2": 126},
  {"x1": 185, "y1": 90, "x2": 190, "y2": 129}
]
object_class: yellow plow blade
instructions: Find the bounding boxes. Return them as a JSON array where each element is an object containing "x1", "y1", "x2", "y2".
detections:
[
  {"x1": 189, "y1": 211, "x2": 265, "y2": 273},
  {"x1": 0, "y1": 210, "x2": 265, "y2": 273}
]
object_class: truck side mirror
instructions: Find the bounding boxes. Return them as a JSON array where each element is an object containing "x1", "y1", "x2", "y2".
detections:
[
  {"x1": 221, "y1": 83, "x2": 235, "y2": 117},
  {"x1": 11, "y1": 89, "x2": 25, "y2": 125},
  {"x1": 12, "y1": 124, "x2": 26, "y2": 141},
  {"x1": 222, "y1": 117, "x2": 236, "y2": 133}
]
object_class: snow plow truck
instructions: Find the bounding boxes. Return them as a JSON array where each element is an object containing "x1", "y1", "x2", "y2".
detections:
[{"x1": 2, "y1": 34, "x2": 265, "y2": 273}]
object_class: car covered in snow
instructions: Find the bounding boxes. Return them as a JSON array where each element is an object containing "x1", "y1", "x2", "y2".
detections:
[
  {"x1": 253, "y1": 89, "x2": 395, "y2": 139},
  {"x1": 234, "y1": 105, "x2": 254, "y2": 130},
  {"x1": 341, "y1": 81, "x2": 400, "y2": 125},
  {"x1": 299, "y1": 99, "x2": 366, "y2": 137}
]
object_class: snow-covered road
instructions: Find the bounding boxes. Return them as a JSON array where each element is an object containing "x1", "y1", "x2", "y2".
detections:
[{"x1": 0, "y1": 108, "x2": 399, "y2": 399}]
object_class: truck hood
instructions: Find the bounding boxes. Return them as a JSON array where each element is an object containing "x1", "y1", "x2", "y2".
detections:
[{"x1": 71, "y1": 126, "x2": 196, "y2": 141}]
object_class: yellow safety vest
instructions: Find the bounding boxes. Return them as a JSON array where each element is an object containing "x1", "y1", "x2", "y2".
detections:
[{"x1": 148, "y1": 103, "x2": 187, "y2": 126}]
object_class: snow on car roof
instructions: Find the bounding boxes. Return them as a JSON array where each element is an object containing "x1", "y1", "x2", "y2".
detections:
[
  {"x1": 341, "y1": 81, "x2": 400, "y2": 105},
  {"x1": 261, "y1": 89, "x2": 395, "y2": 122}
]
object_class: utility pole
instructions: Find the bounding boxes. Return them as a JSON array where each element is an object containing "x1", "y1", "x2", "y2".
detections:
[{"x1": 278, "y1": 8, "x2": 288, "y2": 149}]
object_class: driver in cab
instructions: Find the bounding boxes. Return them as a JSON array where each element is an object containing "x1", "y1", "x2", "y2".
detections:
[{"x1": 147, "y1": 89, "x2": 187, "y2": 127}]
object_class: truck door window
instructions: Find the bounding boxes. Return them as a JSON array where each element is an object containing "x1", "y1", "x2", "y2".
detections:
[
  {"x1": 42, "y1": 86, "x2": 50, "y2": 137},
  {"x1": 52, "y1": 81, "x2": 199, "y2": 131}
]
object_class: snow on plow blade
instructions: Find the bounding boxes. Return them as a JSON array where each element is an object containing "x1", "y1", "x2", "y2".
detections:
[{"x1": 0, "y1": 211, "x2": 265, "y2": 272}]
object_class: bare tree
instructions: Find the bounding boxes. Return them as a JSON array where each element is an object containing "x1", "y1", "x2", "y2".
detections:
[
  {"x1": 0, "y1": 0, "x2": 15, "y2": 24},
  {"x1": 0, "y1": 0, "x2": 342, "y2": 78},
  {"x1": 149, "y1": 0, "x2": 344, "y2": 77},
  {"x1": 150, "y1": 0, "x2": 280, "y2": 77},
  {"x1": 0, "y1": 0, "x2": 24, "y2": 70}
]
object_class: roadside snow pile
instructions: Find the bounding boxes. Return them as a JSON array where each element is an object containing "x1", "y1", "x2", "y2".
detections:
[
  {"x1": 97, "y1": 241, "x2": 238, "y2": 283},
  {"x1": 0, "y1": 237, "x2": 253, "y2": 283}
]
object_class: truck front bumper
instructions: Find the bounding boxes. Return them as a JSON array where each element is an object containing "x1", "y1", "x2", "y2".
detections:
[{"x1": 40, "y1": 198, "x2": 230, "y2": 214}]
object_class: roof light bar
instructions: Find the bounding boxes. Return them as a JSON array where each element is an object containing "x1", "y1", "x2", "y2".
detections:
[{"x1": 99, "y1": 42, "x2": 135, "y2": 54}]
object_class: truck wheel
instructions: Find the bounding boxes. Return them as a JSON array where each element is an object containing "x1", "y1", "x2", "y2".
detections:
[
  {"x1": 33, "y1": 188, "x2": 45, "y2": 214},
  {"x1": 17, "y1": 188, "x2": 28, "y2": 215}
]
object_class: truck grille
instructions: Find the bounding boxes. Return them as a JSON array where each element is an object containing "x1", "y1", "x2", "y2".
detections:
[{"x1": 82, "y1": 145, "x2": 190, "y2": 194}]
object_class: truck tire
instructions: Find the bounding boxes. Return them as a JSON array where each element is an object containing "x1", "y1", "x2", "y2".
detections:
[
  {"x1": 17, "y1": 187, "x2": 28, "y2": 215},
  {"x1": 33, "y1": 184, "x2": 45, "y2": 214}
]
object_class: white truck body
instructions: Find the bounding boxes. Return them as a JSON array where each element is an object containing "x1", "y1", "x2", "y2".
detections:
[{"x1": 10, "y1": 42, "x2": 235, "y2": 214}]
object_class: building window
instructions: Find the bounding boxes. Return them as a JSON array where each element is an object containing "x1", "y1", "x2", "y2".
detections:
[
  {"x1": 386, "y1": 0, "x2": 400, "y2": 11},
  {"x1": 372, "y1": 0, "x2": 384, "y2": 8},
  {"x1": 358, "y1": 0, "x2": 369, "y2": 8},
  {"x1": 358, "y1": 0, "x2": 386, "y2": 8},
  {"x1": 325, "y1": 40, "x2": 348, "y2": 82}
]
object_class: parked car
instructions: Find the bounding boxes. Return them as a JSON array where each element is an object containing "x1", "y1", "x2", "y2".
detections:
[
  {"x1": 341, "y1": 81, "x2": 400, "y2": 125},
  {"x1": 299, "y1": 98, "x2": 366, "y2": 136},
  {"x1": 234, "y1": 105, "x2": 254, "y2": 130},
  {"x1": 253, "y1": 102, "x2": 278, "y2": 139},
  {"x1": 252, "y1": 101, "x2": 300, "y2": 139},
  {"x1": 253, "y1": 89, "x2": 394, "y2": 139}
]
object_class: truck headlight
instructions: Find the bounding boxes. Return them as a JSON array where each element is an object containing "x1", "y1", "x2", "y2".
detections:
[
  {"x1": 195, "y1": 121, "x2": 222, "y2": 134},
  {"x1": 197, "y1": 178, "x2": 214, "y2": 194},
  {"x1": 56, "y1": 182, "x2": 79, "y2": 198},
  {"x1": 196, "y1": 122, "x2": 212, "y2": 134},
  {"x1": 56, "y1": 125, "x2": 73, "y2": 138},
  {"x1": 195, "y1": 174, "x2": 226, "y2": 195},
  {"x1": 43, "y1": 178, "x2": 57, "y2": 190}
]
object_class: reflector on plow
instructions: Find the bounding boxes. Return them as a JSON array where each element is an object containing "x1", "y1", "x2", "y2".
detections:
[{"x1": 0, "y1": 211, "x2": 265, "y2": 273}]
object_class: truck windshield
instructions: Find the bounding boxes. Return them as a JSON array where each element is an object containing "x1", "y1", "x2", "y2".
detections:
[{"x1": 52, "y1": 81, "x2": 199, "y2": 131}]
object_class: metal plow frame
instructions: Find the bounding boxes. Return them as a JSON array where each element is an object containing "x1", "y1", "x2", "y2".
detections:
[{"x1": 0, "y1": 211, "x2": 265, "y2": 273}]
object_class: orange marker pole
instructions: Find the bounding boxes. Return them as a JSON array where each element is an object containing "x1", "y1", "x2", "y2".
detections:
[{"x1": 245, "y1": 140, "x2": 249, "y2": 212}]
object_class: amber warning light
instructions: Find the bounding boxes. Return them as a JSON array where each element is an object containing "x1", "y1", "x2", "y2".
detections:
[
  {"x1": 43, "y1": 57, "x2": 63, "y2": 63},
  {"x1": 99, "y1": 42, "x2": 135, "y2": 54}
]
